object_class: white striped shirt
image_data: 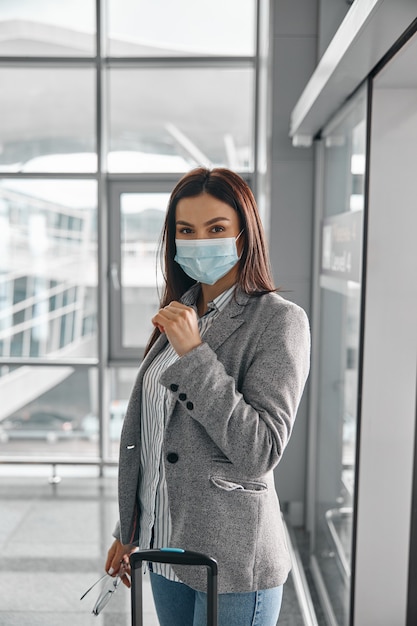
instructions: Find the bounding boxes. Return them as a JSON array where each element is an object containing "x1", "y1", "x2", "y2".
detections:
[{"x1": 137, "y1": 284, "x2": 235, "y2": 580}]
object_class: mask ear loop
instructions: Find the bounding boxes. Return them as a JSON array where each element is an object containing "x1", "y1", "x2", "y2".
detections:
[{"x1": 235, "y1": 229, "x2": 245, "y2": 260}]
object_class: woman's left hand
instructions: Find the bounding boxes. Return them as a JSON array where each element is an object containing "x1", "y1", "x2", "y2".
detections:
[
  {"x1": 105, "y1": 538, "x2": 135, "y2": 588},
  {"x1": 152, "y1": 301, "x2": 202, "y2": 357}
]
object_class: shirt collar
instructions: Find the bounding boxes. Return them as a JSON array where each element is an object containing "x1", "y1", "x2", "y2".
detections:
[{"x1": 181, "y1": 283, "x2": 236, "y2": 316}]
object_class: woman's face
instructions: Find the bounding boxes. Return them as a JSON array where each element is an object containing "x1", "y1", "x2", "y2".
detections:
[{"x1": 175, "y1": 192, "x2": 242, "y2": 249}]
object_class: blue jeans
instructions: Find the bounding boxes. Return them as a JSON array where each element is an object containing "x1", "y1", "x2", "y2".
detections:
[{"x1": 149, "y1": 571, "x2": 283, "y2": 626}]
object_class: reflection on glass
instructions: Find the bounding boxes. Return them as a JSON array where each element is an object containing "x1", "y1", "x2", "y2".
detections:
[
  {"x1": 0, "y1": 68, "x2": 96, "y2": 173},
  {"x1": 108, "y1": 68, "x2": 253, "y2": 173},
  {"x1": 0, "y1": 179, "x2": 98, "y2": 359},
  {"x1": 0, "y1": 367, "x2": 98, "y2": 457},
  {"x1": 312, "y1": 91, "x2": 366, "y2": 625},
  {"x1": 120, "y1": 193, "x2": 167, "y2": 348},
  {"x1": 0, "y1": 0, "x2": 96, "y2": 56},
  {"x1": 107, "y1": 0, "x2": 256, "y2": 57}
]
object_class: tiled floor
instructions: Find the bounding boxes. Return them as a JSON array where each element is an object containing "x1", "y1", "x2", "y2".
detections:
[
  {"x1": 0, "y1": 466, "x2": 307, "y2": 625},
  {"x1": 0, "y1": 467, "x2": 157, "y2": 626}
]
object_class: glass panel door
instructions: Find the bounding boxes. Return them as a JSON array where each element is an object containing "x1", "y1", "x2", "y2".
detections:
[
  {"x1": 311, "y1": 88, "x2": 367, "y2": 625},
  {"x1": 109, "y1": 182, "x2": 169, "y2": 360}
]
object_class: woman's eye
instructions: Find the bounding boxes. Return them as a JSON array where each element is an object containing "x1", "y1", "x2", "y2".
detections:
[
  {"x1": 178, "y1": 227, "x2": 193, "y2": 234},
  {"x1": 211, "y1": 226, "x2": 225, "y2": 233}
]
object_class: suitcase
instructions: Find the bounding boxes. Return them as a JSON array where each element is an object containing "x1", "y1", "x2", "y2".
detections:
[{"x1": 130, "y1": 548, "x2": 218, "y2": 626}]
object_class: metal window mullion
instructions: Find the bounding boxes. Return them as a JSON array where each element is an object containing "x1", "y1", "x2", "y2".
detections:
[
  {"x1": 305, "y1": 139, "x2": 325, "y2": 546},
  {"x1": 0, "y1": 173, "x2": 99, "y2": 180},
  {"x1": 105, "y1": 55, "x2": 255, "y2": 69},
  {"x1": 252, "y1": 0, "x2": 261, "y2": 197},
  {"x1": 96, "y1": 0, "x2": 110, "y2": 468},
  {"x1": 108, "y1": 182, "x2": 123, "y2": 361},
  {"x1": 106, "y1": 172, "x2": 203, "y2": 185},
  {"x1": 0, "y1": 56, "x2": 96, "y2": 67},
  {"x1": 0, "y1": 56, "x2": 254, "y2": 68},
  {"x1": 0, "y1": 359, "x2": 97, "y2": 367}
]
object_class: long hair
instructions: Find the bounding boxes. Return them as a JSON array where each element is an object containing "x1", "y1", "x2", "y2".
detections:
[{"x1": 145, "y1": 167, "x2": 276, "y2": 354}]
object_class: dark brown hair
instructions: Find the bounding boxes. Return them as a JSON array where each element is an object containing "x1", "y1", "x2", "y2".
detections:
[{"x1": 145, "y1": 167, "x2": 276, "y2": 354}]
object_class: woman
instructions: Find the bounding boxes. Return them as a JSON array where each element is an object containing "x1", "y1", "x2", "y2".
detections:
[{"x1": 106, "y1": 167, "x2": 310, "y2": 625}]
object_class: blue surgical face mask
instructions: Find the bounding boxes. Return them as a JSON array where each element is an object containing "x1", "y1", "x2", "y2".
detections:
[{"x1": 174, "y1": 231, "x2": 243, "y2": 285}]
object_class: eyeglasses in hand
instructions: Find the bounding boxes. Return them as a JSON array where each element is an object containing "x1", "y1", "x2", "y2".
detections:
[{"x1": 80, "y1": 571, "x2": 123, "y2": 615}]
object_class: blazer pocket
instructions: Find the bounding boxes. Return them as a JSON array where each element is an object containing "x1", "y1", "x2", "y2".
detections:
[
  {"x1": 211, "y1": 455, "x2": 232, "y2": 464},
  {"x1": 210, "y1": 476, "x2": 268, "y2": 494}
]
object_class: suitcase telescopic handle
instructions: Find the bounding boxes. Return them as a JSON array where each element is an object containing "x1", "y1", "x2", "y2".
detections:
[{"x1": 130, "y1": 548, "x2": 218, "y2": 626}]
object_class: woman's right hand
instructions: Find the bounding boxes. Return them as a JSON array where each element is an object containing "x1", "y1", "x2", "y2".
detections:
[{"x1": 105, "y1": 538, "x2": 136, "y2": 588}]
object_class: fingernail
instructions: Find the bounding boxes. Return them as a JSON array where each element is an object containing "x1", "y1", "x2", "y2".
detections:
[{"x1": 108, "y1": 567, "x2": 115, "y2": 575}]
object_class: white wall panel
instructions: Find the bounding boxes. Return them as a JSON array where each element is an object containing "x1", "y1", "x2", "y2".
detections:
[
  {"x1": 270, "y1": 0, "x2": 318, "y2": 510},
  {"x1": 274, "y1": 0, "x2": 318, "y2": 37}
]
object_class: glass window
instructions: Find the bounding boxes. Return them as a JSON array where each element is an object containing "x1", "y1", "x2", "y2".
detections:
[
  {"x1": 0, "y1": 68, "x2": 96, "y2": 173},
  {"x1": 0, "y1": 367, "x2": 98, "y2": 457},
  {"x1": 0, "y1": 179, "x2": 98, "y2": 358},
  {"x1": 0, "y1": 0, "x2": 96, "y2": 56},
  {"x1": 108, "y1": 68, "x2": 253, "y2": 173},
  {"x1": 311, "y1": 90, "x2": 367, "y2": 626},
  {"x1": 107, "y1": 0, "x2": 256, "y2": 57}
]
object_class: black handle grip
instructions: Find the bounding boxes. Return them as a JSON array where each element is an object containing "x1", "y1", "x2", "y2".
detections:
[{"x1": 130, "y1": 548, "x2": 218, "y2": 626}]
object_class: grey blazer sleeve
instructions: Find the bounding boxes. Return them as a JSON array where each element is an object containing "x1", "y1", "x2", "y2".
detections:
[
  {"x1": 112, "y1": 520, "x2": 121, "y2": 541},
  {"x1": 159, "y1": 298, "x2": 310, "y2": 477}
]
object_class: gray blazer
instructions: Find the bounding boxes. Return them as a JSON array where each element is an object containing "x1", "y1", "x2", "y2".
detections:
[{"x1": 116, "y1": 289, "x2": 310, "y2": 593}]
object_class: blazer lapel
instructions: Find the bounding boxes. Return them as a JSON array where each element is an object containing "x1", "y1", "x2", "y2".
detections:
[{"x1": 203, "y1": 290, "x2": 249, "y2": 352}]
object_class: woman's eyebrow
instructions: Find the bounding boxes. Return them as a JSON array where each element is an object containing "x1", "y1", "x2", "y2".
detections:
[
  {"x1": 204, "y1": 217, "x2": 231, "y2": 226},
  {"x1": 175, "y1": 217, "x2": 231, "y2": 226}
]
